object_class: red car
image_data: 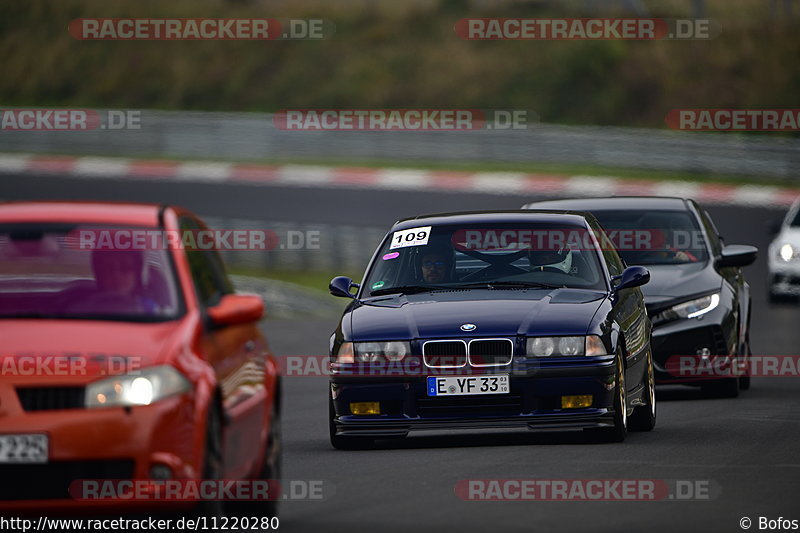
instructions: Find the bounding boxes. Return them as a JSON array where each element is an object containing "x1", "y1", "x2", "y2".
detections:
[{"x1": 0, "y1": 202, "x2": 280, "y2": 514}]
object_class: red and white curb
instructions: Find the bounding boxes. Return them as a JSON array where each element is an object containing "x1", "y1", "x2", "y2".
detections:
[{"x1": 1, "y1": 153, "x2": 798, "y2": 208}]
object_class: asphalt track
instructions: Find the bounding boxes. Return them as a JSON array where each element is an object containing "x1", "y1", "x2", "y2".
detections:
[{"x1": 2, "y1": 172, "x2": 799, "y2": 532}]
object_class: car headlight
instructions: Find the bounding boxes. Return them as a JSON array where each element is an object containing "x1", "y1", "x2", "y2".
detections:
[
  {"x1": 335, "y1": 341, "x2": 410, "y2": 363},
  {"x1": 335, "y1": 342, "x2": 355, "y2": 364},
  {"x1": 85, "y1": 365, "x2": 191, "y2": 408},
  {"x1": 354, "y1": 341, "x2": 410, "y2": 362},
  {"x1": 525, "y1": 336, "x2": 607, "y2": 357},
  {"x1": 653, "y1": 292, "x2": 720, "y2": 324},
  {"x1": 779, "y1": 243, "x2": 796, "y2": 262}
]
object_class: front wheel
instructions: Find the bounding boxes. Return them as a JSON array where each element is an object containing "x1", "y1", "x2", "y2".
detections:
[
  {"x1": 589, "y1": 352, "x2": 627, "y2": 443},
  {"x1": 739, "y1": 330, "x2": 752, "y2": 391},
  {"x1": 629, "y1": 348, "x2": 656, "y2": 432},
  {"x1": 230, "y1": 404, "x2": 281, "y2": 517},
  {"x1": 194, "y1": 405, "x2": 225, "y2": 518}
]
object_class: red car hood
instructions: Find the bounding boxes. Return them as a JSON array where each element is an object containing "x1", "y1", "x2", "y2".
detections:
[{"x1": 0, "y1": 318, "x2": 192, "y2": 382}]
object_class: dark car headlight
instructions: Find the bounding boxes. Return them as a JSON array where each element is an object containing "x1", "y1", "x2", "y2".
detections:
[
  {"x1": 335, "y1": 341, "x2": 411, "y2": 363},
  {"x1": 653, "y1": 292, "x2": 720, "y2": 324},
  {"x1": 525, "y1": 336, "x2": 607, "y2": 357}
]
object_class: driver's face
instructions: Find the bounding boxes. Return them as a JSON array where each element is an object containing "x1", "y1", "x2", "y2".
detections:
[{"x1": 421, "y1": 253, "x2": 447, "y2": 283}]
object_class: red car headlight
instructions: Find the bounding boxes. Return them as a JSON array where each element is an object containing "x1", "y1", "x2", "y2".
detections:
[{"x1": 85, "y1": 365, "x2": 192, "y2": 408}]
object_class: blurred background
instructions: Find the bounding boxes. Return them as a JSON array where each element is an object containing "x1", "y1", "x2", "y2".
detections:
[
  {"x1": 1, "y1": 0, "x2": 799, "y2": 310},
  {"x1": 2, "y1": 3, "x2": 800, "y2": 531}
]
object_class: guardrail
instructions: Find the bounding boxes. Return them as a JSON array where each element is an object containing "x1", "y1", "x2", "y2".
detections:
[
  {"x1": 1, "y1": 110, "x2": 799, "y2": 179},
  {"x1": 206, "y1": 216, "x2": 386, "y2": 277}
]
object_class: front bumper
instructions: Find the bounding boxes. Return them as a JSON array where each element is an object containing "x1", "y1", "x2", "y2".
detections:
[
  {"x1": 0, "y1": 384, "x2": 201, "y2": 511},
  {"x1": 768, "y1": 260, "x2": 800, "y2": 296},
  {"x1": 330, "y1": 358, "x2": 618, "y2": 438},
  {"x1": 649, "y1": 306, "x2": 737, "y2": 384}
]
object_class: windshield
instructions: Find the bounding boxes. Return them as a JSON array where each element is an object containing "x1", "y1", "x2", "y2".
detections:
[
  {"x1": 589, "y1": 210, "x2": 709, "y2": 266},
  {"x1": 0, "y1": 223, "x2": 183, "y2": 321},
  {"x1": 362, "y1": 222, "x2": 607, "y2": 297}
]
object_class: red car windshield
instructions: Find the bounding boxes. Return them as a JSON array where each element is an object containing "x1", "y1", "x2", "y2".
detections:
[{"x1": 0, "y1": 223, "x2": 183, "y2": 321}]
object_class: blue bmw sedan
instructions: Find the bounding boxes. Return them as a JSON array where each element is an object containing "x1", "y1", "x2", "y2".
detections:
[{"x1": 328, "y1": 211, "x2": 655, "y2": 448}]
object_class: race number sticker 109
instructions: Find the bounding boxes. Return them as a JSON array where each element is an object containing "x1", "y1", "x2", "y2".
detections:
[{"x1": 390, "y1": 226, "x2": 432, "y2": 250}]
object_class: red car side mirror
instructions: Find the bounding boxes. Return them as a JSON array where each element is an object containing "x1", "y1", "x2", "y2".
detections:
[{"x1": 208, "y1": 294, "x2": 264, "y2": 326}]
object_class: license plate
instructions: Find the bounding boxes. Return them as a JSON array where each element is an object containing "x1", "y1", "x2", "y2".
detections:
[
  {"x1": 0, "y1": 434, "x2": 48, "y2": 463},
  {"x1": 427, "y1": 375, "x2": 509, "y2": 396}
]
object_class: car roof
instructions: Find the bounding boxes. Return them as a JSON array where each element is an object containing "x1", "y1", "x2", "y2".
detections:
[
  {"x1": 0, "y1": 201, "x2": 163, "y2": 226},
  {"x1": 393, "y1": 210, "x2": 596, "y2": 231},
  {"x1": 522, "y1": 196, "x2": 691, "y2": 211}
]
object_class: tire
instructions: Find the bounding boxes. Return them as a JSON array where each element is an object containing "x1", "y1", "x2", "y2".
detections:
[
  {"x1": 629, "y1": 348, "x2": 656, "y2": 432},
  {"x1": 228, "y1": 404, "x2": 281, "y2": 517},
  {"x1": 329, "y1": 398, "x2": 374, "y2": 450},
  {"x1": 739, "y1": 374, "x2": 751, "y2": 390},
  {"x1": 590, "y1": 351, "x2": 627, "y2": 443},
  {"x1": 194, "y1": 405, "x2": 226, "y2": 518},
  {"x1": 259, "y1": 406, "x2": 281, "y2": 516},
  {"x1": 226, "y1": 382, "x2": 283, "y2": 518},
  {"x1": 739, "y1": 332, "x2": 752, "y2": 391}
]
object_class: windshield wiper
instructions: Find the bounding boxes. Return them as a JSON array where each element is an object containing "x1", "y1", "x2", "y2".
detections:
[
  {"x1": 454, "y1": 281, "x2": 566, "y2": 290},
  {"x1": 369, "y1": 284, "x2": 451, "y2": 296}
]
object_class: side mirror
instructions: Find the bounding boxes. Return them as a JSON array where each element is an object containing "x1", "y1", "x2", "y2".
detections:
[
  {"x1": 208, "y1": 294, "x2": 264, "y2": 327},
  {"x1": 329, "y1": 276, "x2": 359, "y2": 299},
  {"x1": 613, "y1": 266, "x2": 650, "y2": 291},
  {"x1": 768, "y1": 219, "x2": 783, "y2": 236},
  {"x1": 716, "y1": 244, "x2": 757, "y2": 268}
]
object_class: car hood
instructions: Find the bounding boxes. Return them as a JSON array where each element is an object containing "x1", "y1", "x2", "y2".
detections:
[
  {"x1": 0, "y1": 319, "x2": 191, "y2": 378},
  {"x1": 347, "y1": 289, "x2": 607, "y2": 341},
  {"x1": 639, "y1": 262, "x2": 721, "y2": 307}
]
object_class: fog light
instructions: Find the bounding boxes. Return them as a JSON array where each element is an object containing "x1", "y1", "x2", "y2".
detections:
[
  {"x1": 561, "y1": 395, "x2": 593, "y2": 409},
  {"x1": 149, "y1": 464, "x2": 172, "y2": 480},
  {"x1": 350, "y1": 402, "x2": 380, "y2": 415}
]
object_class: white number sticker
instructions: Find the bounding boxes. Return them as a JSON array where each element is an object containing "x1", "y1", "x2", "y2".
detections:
[{"x1": 390, "y1": 226, "x2": 431, "y2": 250}]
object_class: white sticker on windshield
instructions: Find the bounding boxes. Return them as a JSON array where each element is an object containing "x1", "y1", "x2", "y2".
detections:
[{"x1": 390, "y1": 226, "x2": 431, "y2": 250}]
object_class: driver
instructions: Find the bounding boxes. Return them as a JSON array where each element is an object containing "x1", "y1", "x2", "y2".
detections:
[
  {"x1": 419, "y1": 246, "x2": 454, "y2": 283},
  {"x1": 92, "y1": 250, "x2": 143, "y2": 297},
  {"x1": 75, "y1": 250, "x2": 159, "y2": 314},
  {"x1": 657, "y1": 227, "x2": 697, "y2": 262}
]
